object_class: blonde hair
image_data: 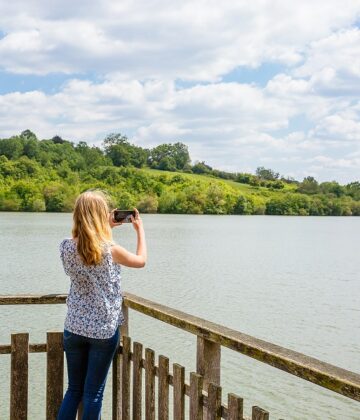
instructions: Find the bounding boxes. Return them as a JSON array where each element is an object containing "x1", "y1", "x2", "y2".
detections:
[{"x1": 72, "y1": 189, "x2": 114, "y2": 266}]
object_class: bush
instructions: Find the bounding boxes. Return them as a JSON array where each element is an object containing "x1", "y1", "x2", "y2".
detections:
[
  {"x1": 0, "y1": 192, "x2": 22, "y2": 211},
  {"x1": 137, "y1": 195, "x2": 158, "y2": 213}
]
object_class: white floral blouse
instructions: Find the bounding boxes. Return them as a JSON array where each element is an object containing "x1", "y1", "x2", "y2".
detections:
[{"x1": 59, "y1": 238, "x2": 125, "y2": 339}]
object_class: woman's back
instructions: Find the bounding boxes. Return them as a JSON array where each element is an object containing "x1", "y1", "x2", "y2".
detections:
[{"x1": 60, "y1": 238, "x2": 124, "y2": 339}]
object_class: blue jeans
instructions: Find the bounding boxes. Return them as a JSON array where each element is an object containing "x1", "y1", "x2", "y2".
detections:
[{"x1": 57, "y1": 328, "x2": 120, "y2": 420}]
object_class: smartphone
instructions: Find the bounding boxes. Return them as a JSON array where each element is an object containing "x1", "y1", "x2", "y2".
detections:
[{"x1": 113, "y1": 209, "x2": 136, "y2": 223}]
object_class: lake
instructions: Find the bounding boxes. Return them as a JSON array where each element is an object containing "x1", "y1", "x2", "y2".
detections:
[{"x1": 0, "y1": 213, "x2": 359, "y2": 419}]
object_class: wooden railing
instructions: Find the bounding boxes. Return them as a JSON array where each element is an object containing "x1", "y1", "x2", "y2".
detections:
[{"x1": 1, "y1": 293, "x2": 360, "y2": 420}]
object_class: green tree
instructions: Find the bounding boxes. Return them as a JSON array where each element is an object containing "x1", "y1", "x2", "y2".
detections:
[
  {"x1": 233, "y1": 195, "x2": 253, "y2": 215},
  {"x1": 256, "y1": 166, "x2": 280, "y2": 181},
  {"x1": 149, "y1": 142, "x2": 190, "y2": 170},
  {"x1": 137, "y1": 195, "x2": 158, "y2": 213},
  {"x1": 192, "y1": 161, "x2": 212, "y2": 175},
  {"x1": 0, "y1": 136, "x2": 24, "y2": 159},
  {"x1": 298, "y1": 176, "x2": 319, "y2": 194}
]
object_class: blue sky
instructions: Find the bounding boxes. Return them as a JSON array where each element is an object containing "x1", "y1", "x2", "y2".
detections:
[{"x1": 0, "y1": 1, "x2": 359, "y2": 183}]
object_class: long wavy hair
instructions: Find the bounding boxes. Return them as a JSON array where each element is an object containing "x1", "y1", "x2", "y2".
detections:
[{"x1": 72, "y1": 190, "x2": 114, "y2": 266}]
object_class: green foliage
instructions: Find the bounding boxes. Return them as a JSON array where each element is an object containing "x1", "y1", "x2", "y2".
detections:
[
  {"x1": 256, "y1": 166, "x2": 280, "y2": 181},
  {"x1": 192, "y1": 161, "x2": 212, "y2": 174},
  {"x1": 103, "y1": 133, "x2": 149, "y2": 168},
  {"x1": 0, "y1": 131, "x2": 358, "y2": 216},
  {"x1": 298, "y1": 176, "x2": 319, "y2": 194},
  {"x1": 149, "y1": 142, "x2": 190, "y2": 171},
  {"x1": 233, "y1": 195, "x2": 254, "y2": 215},
  {"x1": 345, "y1": 182, "x2": 360, "y2": 200},
  {"x1": 137, "y1": 195, "x2": 158, "y2": 213},
  {"x1": 266, "y1": 194, "x2": 310, "y2": 215}
]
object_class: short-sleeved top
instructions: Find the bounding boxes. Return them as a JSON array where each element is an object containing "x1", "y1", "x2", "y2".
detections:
[{"x1": 59, "y1": 238, "x2": 125, "y2": 339}]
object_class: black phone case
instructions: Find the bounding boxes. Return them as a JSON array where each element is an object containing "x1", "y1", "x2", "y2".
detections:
[{"x1": 113, "y1": 210, "x2": 135, "y2": 223}]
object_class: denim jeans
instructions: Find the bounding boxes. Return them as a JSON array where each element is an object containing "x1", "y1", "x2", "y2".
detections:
[{"x1": 57, "y1": 327, "x2": 120, "y2": 420}]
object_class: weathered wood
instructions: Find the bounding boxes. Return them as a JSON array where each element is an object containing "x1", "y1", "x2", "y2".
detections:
[
  {"x1": 227, "y1": 394, "x2": 243, "y2": 420},
  {"x1": 0, "y1": 294, "x2": 67, "y2": 305},
  {"x1": 197, "y1": 336, "x2": 220, "y2": 419},
  {"x1": 121, "y1": 303, "x2": 129, "y2": 338},
  {"x1": 46, "y1": 332, "x2": 64, "y2": 420},
  {"x1": 122, "y1": 292, "x2": 360, "y2": 402},
  {"x1": 145, "y1": 348, "x2": 155, "y2": 420},
  {"x1": 0, "y1": 344, "x2": 11, "y2": 354},
  {"x1": 1, "y1": 343, "x2": 47, "y2": 354},
  {"x1": 197, "y1": 336, "x2": 221, "y2": 388},
  {"x1": 132, "y1": 342, "x2": 143, "y2": 420},
  {"x1": 207, "y1": 383, "x2": 222, "y2": 420},
  {"x1": 121, "y1": 335, "x2": 131, "y2": 420},
  {"x1": 252, "y1": 406, "x2": 269, "y2": 420},
  {"x1": 173, "y1": 363, "x2": 185, "y2": 420},
  {"x1": 112, "y1": 327, "x2": 121, "y2": 420},
  {"x1": 2, "y1": 293, "x2": 360, "y2": 402},
  {"x1": 113, "y1": 306, "x2": 129, "y2": 419},
  {"x1": 10, "y1": 333, "x2": 29, "y2": 420},
  {"x1": 158, "y1": 355, "x2": 169, "y2": 420},
  {"x1": 190, "y1": 372, "x2": 203, "y2": 420}
]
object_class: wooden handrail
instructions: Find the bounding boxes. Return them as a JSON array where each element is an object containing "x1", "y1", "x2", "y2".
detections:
[{"x1": 0, "y1": 292, "x2": 359, "y2": 402}]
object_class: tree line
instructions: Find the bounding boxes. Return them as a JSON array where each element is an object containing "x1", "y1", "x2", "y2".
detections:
[{"x1": 0, "y1": 130, "x2": 359, "y2": 215}]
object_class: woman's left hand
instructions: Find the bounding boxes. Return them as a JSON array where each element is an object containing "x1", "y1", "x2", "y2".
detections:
[{"x1": 109, "y1": 210, "x2": 123, "y2": 229}]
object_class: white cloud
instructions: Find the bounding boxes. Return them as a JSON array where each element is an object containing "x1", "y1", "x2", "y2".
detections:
[
  {"x1": 1, "y1": 1, "x2": 359, "y2": 79},
  {"x1": 0, "y1": 1, "x2": 360, "y2": 182}
]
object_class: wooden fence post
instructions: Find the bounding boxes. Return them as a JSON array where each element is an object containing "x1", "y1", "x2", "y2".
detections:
[
  {"x1": 114, "y1": 302, "x2": 129, "y2": 420},
  {"x1": 112, "y1": 326, "x2": 122, "y2": 420},
  {"x1": 158, "y1": 355, "x2": 170, "y2": 420},
  {"x1": 252, "y1": 406, "x2": 269, "y2": 420},
  {"x1": 173, "y1": 363, "x2": 185, "y2": 420},
  {"x1": 132, "y1": 342, "x2": 143, "y2": 420},
  {"x1": 122, "y1": 335, "x2": 131, "y2": 420},
  {"x1": 10, "y1": 333, "x2": 29, "y2": 420},
  {"x1": 190, "y1": 372, "x2": 203, "y2": 420},
  {"x1": 196, "y1": 336, "x2": 220, "y2": 417},
  {"x1": 145, "y1": 348, "x2": 155, "y2": 420},
  {"x1": 227, "y1": 394, "x2": 243, "y2": 420},
  {"x1": 46, "y1": 332, "x2": 64, "y2": 420},
  {"x1": 207, "y1": 383, "x2": 222, "y2": 420}
]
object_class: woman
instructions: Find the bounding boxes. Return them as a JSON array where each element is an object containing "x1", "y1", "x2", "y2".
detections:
[{"x1": 57, "y1": 189, "x2": 147, "y2": 420}]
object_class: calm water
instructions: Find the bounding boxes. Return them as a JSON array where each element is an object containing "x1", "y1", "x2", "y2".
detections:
[{"x1": 0, "y1": 213, "x2": 359, "y2": 419}]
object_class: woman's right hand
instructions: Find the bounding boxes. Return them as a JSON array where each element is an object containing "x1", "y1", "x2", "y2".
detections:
[{"x1": 130, "y1": 208, "x2": 143, "y2": 232}]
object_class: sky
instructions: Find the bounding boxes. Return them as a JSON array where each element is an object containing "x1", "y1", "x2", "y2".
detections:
[{"x1": 0, "y1": 1, "x2": 360, "y2": 183}]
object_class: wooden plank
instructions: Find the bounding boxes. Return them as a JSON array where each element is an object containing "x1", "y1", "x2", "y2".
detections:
[
  {"x1": 10, "y1": 333, "x2": 29, "y2": 420},
  {"x1": 132, "y1": 342, "x2": 143, "y2": 420},
  {"x1": 197, "y1": 336, "x2": 221, "y2": 418},
  {"x1": 123, "y1": 292, "x2": 360, "y2": 402},
  {"x1": 158, "y1": 355, "x2": 169, "y2": 420},
  {"x1": 112, "y1": 328, "x2": 121, "y2": 420},
  {"x1": 0, "y1": 294, "x2": 67, "y2": 305},
  {"x1": 2, "y1": 292, "x2": 360, "y2": 402},
  {"x1": 122, "y1": 335, "x2": 131, "y2": 420},
  {"x1": 115, "y1": 304, "x2": 129, "y2": 420},
  {"x1": 0, "y1": 345, "x2": 11, "y2": 354},
  {"x1": 197, "y1": 336, "x2": 221, "y2": 388},
  {"x1": 252, "y1": 406, "x2": 269, "y2": 420},
  {"x1": 46, "y1": 332, "x2": 64, "y2": 420},
  {"x1": 1, "y1": 343, "x2": 47, "y2": 354},
  {"x1": 190, "y1": 372, "x2": 203, "y2": 420},
  {"x1": 121, "y1": 303, "x2": 129, "y2": 338},
  {"x1": 207, "y1": 383, "x2": 221, "y2": 420},
  {"x1": 227, "y1": 393, "x2": 243, "y2": 420},
  {"x1": 145, "y1": 348, "x2": 155, "y2": 420},
  {"x1": 173, "y1": 363, "x2": 185, "y2": 420}
]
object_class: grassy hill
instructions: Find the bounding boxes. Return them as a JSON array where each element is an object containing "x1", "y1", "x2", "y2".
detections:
[{"x1": 0, "y1": 131, "x2": 359, "y2": 215}]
